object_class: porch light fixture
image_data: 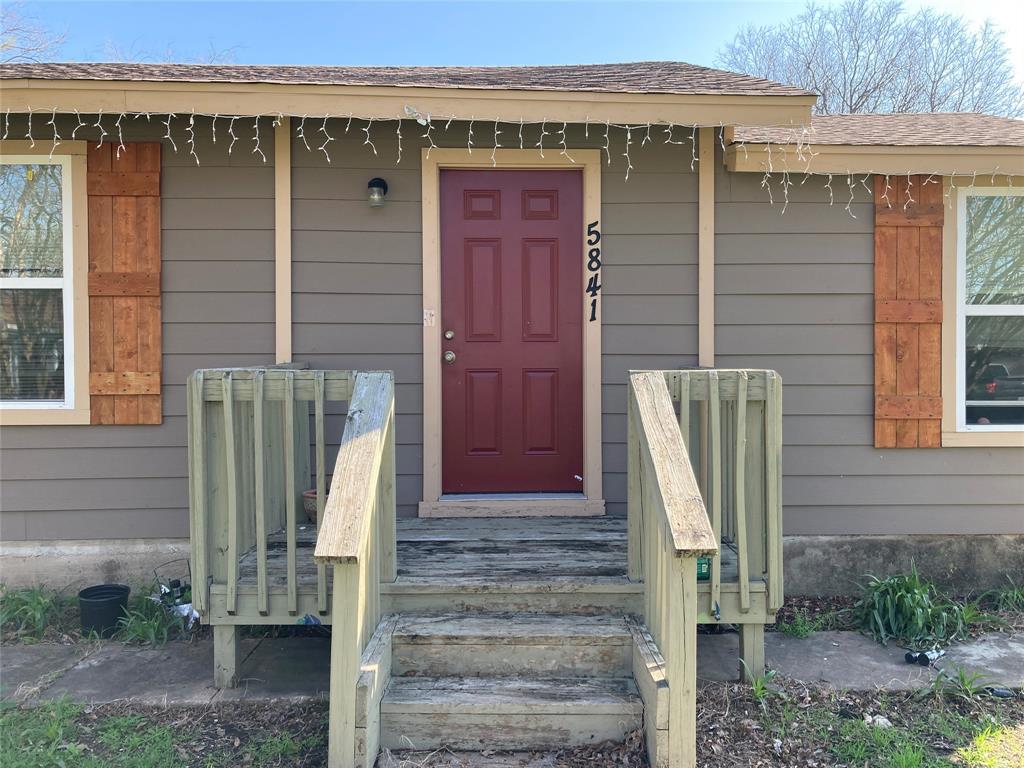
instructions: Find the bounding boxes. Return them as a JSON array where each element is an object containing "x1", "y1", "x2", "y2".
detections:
[{"x1": 367, "y1": 177, "x2": 388, "y2": 207}]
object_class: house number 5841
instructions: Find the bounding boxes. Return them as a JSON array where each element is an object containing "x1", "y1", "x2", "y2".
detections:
[{"x1": 586, "y1": 221, "x2": 601, "y2": 322}]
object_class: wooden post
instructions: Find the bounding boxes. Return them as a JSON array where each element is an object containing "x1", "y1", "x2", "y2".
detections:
[
  {"x1": 189, "y1": 371, "x2": 208, "y2": 613},
  {"x1": 222, "y1": 374, "x2": 239, "y2": 615},
  {"x1": 254, "y1": 371, "x2": 269, "y2": 615},
  {"x1": 667, "y1": 555, "x2": 698, "y2": 768},
  {"x1": 626, "y1": 381, "x2": 642, "y2": 582},
  {"x1": 380, "y1": 402, "x2": 397, "y2": 583},
  {"x1": 213, "y1": 625, "x2": 239, "y2": 689},
  {"x1": 708, "y1": 372, "x2": 722, "y2": 618},
  {"x1": 284, "y1": 371, "x2": 298, "y2": 614},
  {"x1": 765, "y1": 371, "x2": 784, "y2": 612},
  {"x1": 734, "y1": 372, "x2": 750, "y2": 613},
  {"x1": 328, "y1": 566, "x2": 359, "y2": 767},
  {"x1": 739, "y1": 623, "x2": 766, "y2": 681},
  {"x1": 315, "y1": 371, "x2": 329, "y2": 614}
]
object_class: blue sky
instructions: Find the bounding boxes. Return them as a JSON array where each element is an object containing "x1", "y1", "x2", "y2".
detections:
[{"x1": 18, "y1": 0, "x2": 1024, "y2": 80}]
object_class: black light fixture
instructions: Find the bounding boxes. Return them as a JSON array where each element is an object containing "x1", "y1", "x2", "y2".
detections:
[{"x1": 367, "y1": 177, "x2": 388, "y2": 207}]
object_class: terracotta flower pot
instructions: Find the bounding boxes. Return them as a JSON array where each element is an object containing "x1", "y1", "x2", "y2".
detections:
[{"x1": 302, "y1": 489, "x2": 322, "y2": 524}]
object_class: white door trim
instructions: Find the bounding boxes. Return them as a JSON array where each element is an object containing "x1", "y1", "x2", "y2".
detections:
[{"x1": 419, "y1": 148, "x2": 603, "y2": 514}]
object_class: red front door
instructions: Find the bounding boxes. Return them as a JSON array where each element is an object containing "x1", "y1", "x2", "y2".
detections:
[{"x1": 440, "y1": 169, "x2": 584, "y2": 494}]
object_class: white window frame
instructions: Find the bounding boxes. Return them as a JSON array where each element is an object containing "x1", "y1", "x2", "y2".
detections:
[
  {"x1": 0, "y1": 155, "x2": 76, "y2": 409},
  {"x1": 955, "y1": 186, "x2": 1024, "y2": 433}
]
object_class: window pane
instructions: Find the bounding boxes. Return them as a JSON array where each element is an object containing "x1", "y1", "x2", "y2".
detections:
[
  {"x1": 0, "y1": 163, "x2": 64, "y2": 278},
  {"x1": 965, "y1": 315, "x2": 1024, "y2": 425},
  {"x1": 0, "y1": 288, "x2": 65, "y2": 402},
  {"x1": 966, "y1": 194, "x2": 1023, "y2": 305}
]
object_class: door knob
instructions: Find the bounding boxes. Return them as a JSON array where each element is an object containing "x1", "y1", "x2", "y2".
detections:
[{"x1": 443, "y1": 351, "x2": 456, "y2": 364}]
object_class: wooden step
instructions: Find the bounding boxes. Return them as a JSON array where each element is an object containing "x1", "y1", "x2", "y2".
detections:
[
  {"x1": 392, "y1": 612, "x2": 632, "y2": 677},
  {"x1": 381, "y1": 577, "x2": 643, "y2": 614},
  {"x1": 379, "y1": 676, "x2": 643, "y2": 751}
]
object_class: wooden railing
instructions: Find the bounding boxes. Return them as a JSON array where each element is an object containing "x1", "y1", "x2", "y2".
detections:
[
  {"x1": 627, "y1": 371, "x2": 718, "y2": 768},
  {"x1": 664, "y1": 369, "x2": 784, "y2": 619},
  {"x1": 187, "y1": 367, "x2": 353, "y2": 619},
  {"x1": 313, "y1": 371, "x2": 397, "y2": 768}
]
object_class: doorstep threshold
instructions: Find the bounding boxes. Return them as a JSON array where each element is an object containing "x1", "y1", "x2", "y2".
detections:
[{"x1": 418, "y1": 493, "x2": 605, "y2": 518}]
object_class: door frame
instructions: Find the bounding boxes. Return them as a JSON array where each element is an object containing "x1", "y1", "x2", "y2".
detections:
[{"x1": 419, "y1": 148, "x2": 603, "y2": 516}]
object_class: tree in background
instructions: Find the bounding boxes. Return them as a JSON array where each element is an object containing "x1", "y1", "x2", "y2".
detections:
[
  {"x1": 717, "y1": 0, "x2": 1024, "y2": 116},
  {"x1": 0, "y1": 2, "x2": 64, "y2": 63}
]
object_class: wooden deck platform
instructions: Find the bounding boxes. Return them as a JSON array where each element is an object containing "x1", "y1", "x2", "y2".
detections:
[{"x1": 236, "y1": 516, "x2": 743, "y2": 588}]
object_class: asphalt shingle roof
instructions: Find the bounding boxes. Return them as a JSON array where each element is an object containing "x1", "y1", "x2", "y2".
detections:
[
  {"x1": 0, "y1": 61, "x2": 815, "y2": 98},
  {"x1": 732, "y1": 113, "x2": 1024, "y2": 147}
]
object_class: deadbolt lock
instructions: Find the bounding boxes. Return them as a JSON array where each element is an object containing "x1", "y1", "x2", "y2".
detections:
[{"x1": 444, "y1": 330, "x2": 455, "y2": 340}]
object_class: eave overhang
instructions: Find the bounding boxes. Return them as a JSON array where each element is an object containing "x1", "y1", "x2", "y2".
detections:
[
  {"x1": 725, "y1": 142, "x2": 1024, "y2": 177},
  {"x1": 0, "y1": 78, "x2": 817, "y2": 127}
]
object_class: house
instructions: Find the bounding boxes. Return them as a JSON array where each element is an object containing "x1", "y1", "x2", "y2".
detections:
[{"x1": 0, "y1": 62, "x2": 1021, "y2": 767}]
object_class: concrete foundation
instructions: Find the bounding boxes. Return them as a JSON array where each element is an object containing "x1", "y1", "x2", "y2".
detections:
[
  {"x1": 3, "y1": 534, "x2": 1021, "y2": 597},
  {"x1": 784, "y1": 534, "x2": 1024, "y2": 596},
  {"x1": 0, "y1": 538, "x2": 190, "y2": 590}
]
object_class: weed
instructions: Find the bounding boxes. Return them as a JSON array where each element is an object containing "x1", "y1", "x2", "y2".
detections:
[
  {"x1": 741, "y1": 661, "x2": 783, "y2": 708},
  {"x1": 775, "y1": 610, "x2": 816, "y2": 638},
  {"x1": 0, "y1": 585, "x2": 66, "y2": 640},
  {"x1": 984, "y1": 576, "x2": 1024, "y2": 613},
  {"x1": 116, "y1": 593, "x2": 182, "y2": 647},
  {"x1": 854, "y1": 563, "x2": 968, "y2": 648},
  {"x1": 888, "y1": 742, "x2": 928, "y2": 768},
  {"x1": 922, "y1": 665, "x2": 993, "y2": 704}
]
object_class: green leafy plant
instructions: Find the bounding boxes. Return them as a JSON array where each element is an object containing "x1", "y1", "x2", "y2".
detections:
[
  {"x1": 854, "y1": 563, "x2": 968, "y2": 648},
  {"x1": 116, "y1": 595, "x2": 182, "y2": 646},
  {"x1": 0, "y1": 585, "x2": 65, "y2": 640},
  {"x1": 775, "y1": 610, "x2": 816, "y2": 638}
]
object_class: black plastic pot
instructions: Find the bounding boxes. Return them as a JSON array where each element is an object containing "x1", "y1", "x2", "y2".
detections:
[{"x1": 78, "y1": 584, "x2": 130, "y2": 638}]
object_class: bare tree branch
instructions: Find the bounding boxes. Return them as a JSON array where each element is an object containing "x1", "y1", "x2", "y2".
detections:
[
  {"x1": 0, "y1": 2, "x2": 64, "y2": 63},
  {"x1": 717, "y1": 0, "x2": 1024, "y2": 116}
]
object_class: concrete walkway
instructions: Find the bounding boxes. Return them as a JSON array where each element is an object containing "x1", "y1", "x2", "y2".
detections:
[{"x1": 2, "y1": 630, "x2": 1021, "y2": 706}]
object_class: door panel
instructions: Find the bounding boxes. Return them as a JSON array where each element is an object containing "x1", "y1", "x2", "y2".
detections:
[{"x1": 441, "y1": 169, "x2": 583, "y2": 494}]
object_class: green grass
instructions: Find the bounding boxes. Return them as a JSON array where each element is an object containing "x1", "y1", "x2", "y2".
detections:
[
  {"x1": 0, "y1": 698, "x2": 99, "y2": 768},
  {"x1": 0, "y1": 700, "x2": 327, "y2": 768},
  {"x1": 761, "y1": 689, "x2": 1023, "y2": 768}
]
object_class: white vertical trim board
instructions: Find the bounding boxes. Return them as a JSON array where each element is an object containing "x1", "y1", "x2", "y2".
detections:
[
  {"x1": 275, "y1": 117, "x2": 293, "y2": 364},
  {"x1": 697, "y1": 127, "x2": 715, "y2": 367}
]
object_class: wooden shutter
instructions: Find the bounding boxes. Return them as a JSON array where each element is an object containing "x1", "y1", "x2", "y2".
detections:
[
  {"x1": 873, "y1": 175, "x2": 943, "y2": 448},
  {"x1": 87, "y1": 143, "x2": 162, "y2": 424}
]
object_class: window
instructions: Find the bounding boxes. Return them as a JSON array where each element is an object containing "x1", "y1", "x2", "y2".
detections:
[
  {"x1": 0, "y1": 156, "x2": 76, "y2": 409},
  {"x1": 956, "y1": 188, "x2": 1024, "y2": 432}
]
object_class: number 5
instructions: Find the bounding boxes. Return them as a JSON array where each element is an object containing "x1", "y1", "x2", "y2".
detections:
[{"x1": 587, "y1": 221, "x2": 601, "y2": 246}]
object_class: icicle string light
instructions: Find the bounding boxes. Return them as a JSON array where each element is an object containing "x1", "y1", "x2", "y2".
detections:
[
  {"x1": 47, "y1": 108, "x2": 61, "y2": 159},
  {"x1": 163, "y1": 113, "x2": 177, "y2": 153},
  {"x1": 319, "y1": 115, "x2": 334, "y2": 163},
  {"x1": 187, "y1": 111, "x2": 199, "y2": 166},
  {"x1": 252, "y1": 115, "x2": 265, "y2": 163},
  {"x1": 363, "y1": 118, "x2": 377, "y2": 156},
  {"x1": 6, "y1": 107, "x2": 1016, "y2": 206}
]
